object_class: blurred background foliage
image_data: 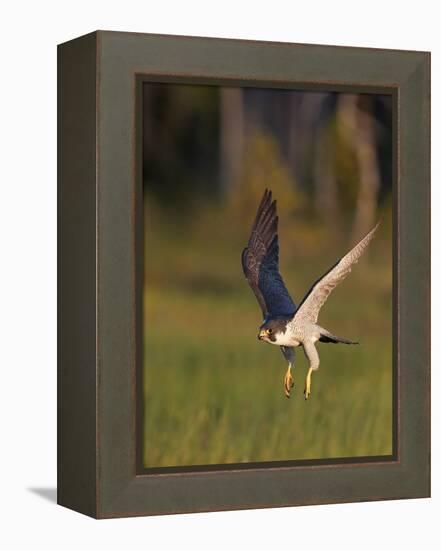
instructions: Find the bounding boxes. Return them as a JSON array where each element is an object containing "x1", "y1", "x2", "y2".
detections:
[{"x1": 142, "y1": 83, "x2": 393, "y2": 468}]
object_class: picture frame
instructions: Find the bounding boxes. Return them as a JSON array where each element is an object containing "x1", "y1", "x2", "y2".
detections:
[{"x1": 58, "y1": 30, "x2": 430, "y2": 518}]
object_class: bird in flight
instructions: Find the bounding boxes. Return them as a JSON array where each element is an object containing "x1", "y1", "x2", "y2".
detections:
[{"x1": 242, "y1": 189, "x2": 379, "y2": 399}]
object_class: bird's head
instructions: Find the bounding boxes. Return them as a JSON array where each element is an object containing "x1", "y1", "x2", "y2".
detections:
[{"x1": 258, "y1": 318, "x2": 288, "y2": 345}]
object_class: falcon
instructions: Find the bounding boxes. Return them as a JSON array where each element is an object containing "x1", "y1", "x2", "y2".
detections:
[{"x1": 242, "y1": 189, "x2": 379, "y2": 399}]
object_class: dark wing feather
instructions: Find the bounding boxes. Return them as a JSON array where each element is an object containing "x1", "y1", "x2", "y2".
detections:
[{"x1": 241, "y1": 189, "x2": 296, "y2": 318}]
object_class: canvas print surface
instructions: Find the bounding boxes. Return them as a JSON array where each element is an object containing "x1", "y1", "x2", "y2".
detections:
[{"x1": 141, "y1": 82, "x2": 393, "y2": 469}]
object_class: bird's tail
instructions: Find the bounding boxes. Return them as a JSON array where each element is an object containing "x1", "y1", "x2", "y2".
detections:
[{"x1": 319, "y1": 329, "x2": 359, "y2": 345}]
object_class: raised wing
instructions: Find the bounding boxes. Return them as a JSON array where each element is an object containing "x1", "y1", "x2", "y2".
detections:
[
  {"x1": 241, "y1": 189, "x2": 296, "y2": 319},
  {"x1": 294, "y1": 223, "x2": 379, "y2": 324}
]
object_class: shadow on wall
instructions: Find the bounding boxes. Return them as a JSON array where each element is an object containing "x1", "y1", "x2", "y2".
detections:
[{"x1": 28, "y1": 487, "x2": 57, "y2": 504}]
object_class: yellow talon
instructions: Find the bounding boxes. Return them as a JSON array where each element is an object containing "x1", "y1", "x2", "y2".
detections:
[
  {"x1": 304, "y1": 367, "x2": 312, "y2": 400},
  {"x1": 284, "y1": 365, "x2": 294, "y2": 398}
]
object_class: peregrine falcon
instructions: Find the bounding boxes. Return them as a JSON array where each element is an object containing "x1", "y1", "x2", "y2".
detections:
[{"x1": 242, "y1": 189, "x2": 379, "y2": 399}]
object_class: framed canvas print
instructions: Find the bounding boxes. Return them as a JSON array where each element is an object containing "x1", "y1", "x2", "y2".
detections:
[{"x1": 58, "y1": 31, "x2": 430, "y2": 518}]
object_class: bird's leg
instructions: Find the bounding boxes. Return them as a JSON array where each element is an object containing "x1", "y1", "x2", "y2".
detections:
[
  {"x1": 284, "y1": 363, "x2": 294, "y2": 398},
  {"x1": 302, "y1": 341, "x2": 319, "y2": 400},
  {"x1": 304, "y1": 367, "x2": 313, "y2": 400},
  {"x1": 280, "y1": 346, "x2": 295, "y2": 398}
]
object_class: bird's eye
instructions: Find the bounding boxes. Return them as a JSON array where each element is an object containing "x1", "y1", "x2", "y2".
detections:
[{"x1": 267, "y1": 328, "x2": 273, "y2": 334}]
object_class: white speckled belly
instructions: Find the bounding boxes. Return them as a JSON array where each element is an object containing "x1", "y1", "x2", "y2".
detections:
[{"x1": 274, "y1": 319, "x2": 321, "y2": 347}]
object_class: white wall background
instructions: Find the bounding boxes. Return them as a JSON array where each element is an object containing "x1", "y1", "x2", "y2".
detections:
[{"x1": 0, "y1": 1, "x2": 438, "y2": 548}]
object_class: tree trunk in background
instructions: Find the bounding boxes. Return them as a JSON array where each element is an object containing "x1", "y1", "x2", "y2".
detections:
[
  {"x1": 220, "y1": 87, "x2": 244, "y2": 194},
  {"x1": 314, "y1": 123, "x2": 339, "y2": 226},
  {"x1": 338, "y1": 94, "x2": 380, "y2": 240},
  {"x1": 305, "y1": 93, "x2": 339, "y2": 224},
  {"x1": 287, "y1": 93, "x2": 308, "y2": 190}
]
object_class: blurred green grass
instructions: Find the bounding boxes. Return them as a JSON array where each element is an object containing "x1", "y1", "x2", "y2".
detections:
[{"x1": 143, "y1": 196, "x2": 393, "y2": 468}]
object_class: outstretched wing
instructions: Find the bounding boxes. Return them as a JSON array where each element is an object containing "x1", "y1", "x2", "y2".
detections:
[
  {"x1": 294, "y1": 223, "x2": 379, "y2": 324},
  {"x1": 241, "y1": 189, "x2": 296, "y2": 318}
]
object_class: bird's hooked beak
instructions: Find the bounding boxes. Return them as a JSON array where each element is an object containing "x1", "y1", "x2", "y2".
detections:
[{"x1": 258, "y1": 329, "x2": 270, "y2": 341}]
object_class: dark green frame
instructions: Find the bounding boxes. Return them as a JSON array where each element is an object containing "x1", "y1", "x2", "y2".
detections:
[{"x1": 58, "y1": 31, "x2": 430, "y2": 518}]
